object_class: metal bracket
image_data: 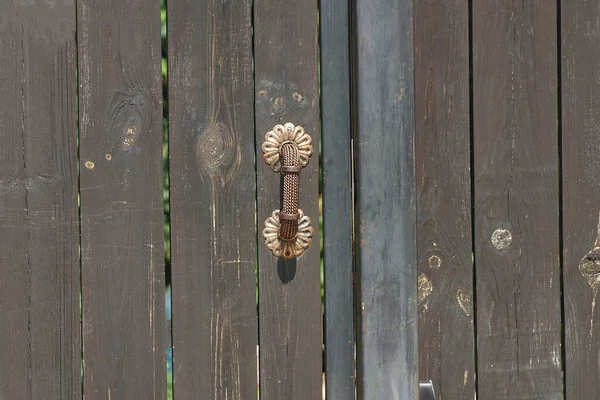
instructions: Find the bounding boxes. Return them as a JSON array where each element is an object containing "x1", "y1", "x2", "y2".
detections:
[{"x1": 419, "y1": 381, "x2": 436, "y2": 400}]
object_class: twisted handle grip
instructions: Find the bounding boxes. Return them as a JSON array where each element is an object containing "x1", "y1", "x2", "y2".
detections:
[
  {"x1": 279, "y1": 143, "x2": 300, "y2": 240},
  {"x1": 261, "y1": 123, "x2": 314, "y2": 258}
]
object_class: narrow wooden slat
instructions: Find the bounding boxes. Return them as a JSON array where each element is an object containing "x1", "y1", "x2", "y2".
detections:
[
  {"x1": 320, "y1": 0, "x2": 356, "y2": 398},
  {"x1": 562, "y1": 1, "x2": 600, "y2": 397},
  {"x1": 254, "y1": 0, "x2": 321, "y2": 398},
  {"x1": 472, "y1": 1, "x2": 563, "y2": 398},
  {"x1": 77, "y1": 1, "x2": 165, "y2": 397},
  {"x1": 168, "y1": 0, "x2": 257, "y2": 398},
  {"x1": 0, "y1": 4, "x2": 80, "y2": 399},
  {"x1": 354, "y1": 0, "x2": 418, "y2": 398},
  {"x1": 414, "y1": 1, "x2": 475, "y2": 398}
]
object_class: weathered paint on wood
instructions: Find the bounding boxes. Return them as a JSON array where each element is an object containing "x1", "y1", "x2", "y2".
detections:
[
  {"x1": 414, "y1": 0, "x2": 476, "y2": 398},
  {"x1": 77, "y1": 1, "x2": 166, "y2": 397},
  {"x1": 168, "y1": 0, "x2": 258, "y2": 398},
  {"x1": 0, "y1": 3, "x2": 80, "y2": 399},
  {"x1": 354, "y1": 0, "x2": 418, "y2": 398},
  {"x1": 320, "y1": 0, "x2": 356, "y2": 398},
  {"x1": 254, "y1": 0, "x2": 322, "y2": 398},
  {"x1": 472, "y1": 1, "x2": 563, "y2": 398},
  {"x1": 562, "y1": 1, "x2": 600, "y2": 398}
]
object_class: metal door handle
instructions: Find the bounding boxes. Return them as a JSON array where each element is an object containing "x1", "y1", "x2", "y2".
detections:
[
  {"x1": 261, "y1": 123, "x2": 314, "y2": 258},
  {"x1": 419, "y1": 381, "x2": 436, "y2": 400}
]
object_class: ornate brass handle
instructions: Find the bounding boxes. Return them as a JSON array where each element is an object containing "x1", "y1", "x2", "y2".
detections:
[{"x1": 261, "y1": 123, "x2": 314, "y2": 258}]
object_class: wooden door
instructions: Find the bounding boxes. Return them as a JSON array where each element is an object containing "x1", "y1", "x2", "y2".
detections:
[{"x1": 0, "y1": 1, "x2": 419, "y2": 398}]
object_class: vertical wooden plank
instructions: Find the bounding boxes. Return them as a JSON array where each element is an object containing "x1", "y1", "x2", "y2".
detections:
[
  {"x1": 562, "y1": 1, "x2": 600, "y2": 398},
  {"x1": 0, "y1": 3, "x2": 80, "y2": 399},
  {"x1": 254, "y1": 0, "x2": 321, "y2": 398},
  {"x1": 77, "y1": 1, "x2": 165, "y2": 397},
  {"x1": 320, "y1": 0, "x2": 356, "y2": 398},
  {"x1": 354, "y1": 0, "x2": 418, "y2": 398},
  {"x1": 168, "y1": 0, "x2": 257, "y2": 398},
  {"x1": 473, "y1": 1, "x2": 563, "y2": 398},
  {"x1": 414, "y1": 0, "x2": 475, "y2": 398}
]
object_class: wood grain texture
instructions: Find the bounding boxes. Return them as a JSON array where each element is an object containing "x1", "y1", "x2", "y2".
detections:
[
  {"x1": 354, "y1": 0, "x2": 418, "y2": 398},
  {"x1": 320, "y1": 0, "x2": 356, "y2": 398},
  {"x1": 77, "y1": 1, "x2": 166, "y2": 397},
  {"x1": 561, "y1": 1, "x2": 600, "y2": 398},
  {"x1": 254, "y1": 0, "x2": 322, "y2": 398},
  {"x1": 414, "y1": 0, "x2": 475, "y2": 398},
  {"x1": 0, "y1": 3, "x2": 80, "y2": 399},
  {"x1": 472, "y1": 1, "x2": 563, "y2": 398},
  {"x1": 168, "y1": 0, "x2": 258, "y2": 398}
]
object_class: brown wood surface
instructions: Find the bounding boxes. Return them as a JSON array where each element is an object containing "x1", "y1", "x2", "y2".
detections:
[
  {"x1": 414, "y1": 0, "x2": 475, "y2": 398},
  {"x1": 0, "y1": 3, "x2": 80, "y2": 399},
  {"x1": 561, "y1": 1, "x2": 600, "y2": 398},
  {"x1": 254, "y1": 0, "x2": 322, "y2": 398},
  {"x1": 472, "y1": 1, "x2": 563, "y2": 398},
  {"x1": 77, "y1": 1, "x2": 166, "y2": 397},
  {"x1": 168, "y1": 0, "x2": 258, "y2": 398}
]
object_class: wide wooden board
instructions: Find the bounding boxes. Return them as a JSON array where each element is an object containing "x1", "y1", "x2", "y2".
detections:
[
  {"x1": 561, "y1": 0, "x2": 600, "y2": 397},
  {"x1": 472, "y1": 1, "x2": 563, "y2": 398},
  {"x1": 77, "y1": 1, "x2": 166, "y2": 397},
  {"x1": 254, "y1": 0, "x2": 322, "y2": 398},
  {"x1": 0, "y1": 3, "x2": 80, "y2": 398},
  {"x1": 168, "y1": 0, "x2": 258, "y2": 397},
  {"x1": 414, "y1": 0, "x2": 475, "y2": 398}
]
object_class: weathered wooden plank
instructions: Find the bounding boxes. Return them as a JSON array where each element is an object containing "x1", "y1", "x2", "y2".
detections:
[
  {"x1": 254, "y1": 0, "x2": 322, "y2": 398},
  {"x1": 0, "y1": 3, "x2": 80, "y2": 399},
  {"x1": 414, "y1": 0, "x2": 475, "y2": 398},
  {"x1": 77, "y1": 1, "x2": 166, "y2": 397},
  {"x1": 354, "y1": 0, "x2": 418, "y2": 398},
  {"x1": 562, "y1": 1, "x2": 600, "y2": 398},
  {"x1": 168, "y1": 0, "x2": 257, "y2": 398},
  {"x1": 472, "y1": 1, "x2": 563, "y2": 398},
  {"x1": 320, "y1": 0, "x2": 355, "y2": 398}
]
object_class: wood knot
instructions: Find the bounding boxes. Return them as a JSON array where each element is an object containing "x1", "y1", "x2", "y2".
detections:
[
  {"x1": 456, "y1": 288, "x2": 472, "y2": 317},
  {"x1": 272, "y1": 97, "x2": 286, "y2": 114},
  {"x1": 491, "y1": 228, "x2": 512, "y2": 250},
  {"x1": 580, "y1": 247, "x2": 600, "y2": 290},
  {"x1": 195, "y1": 122, "x2": 241, "y2": 186},
  {"x1": 580, "y1": 253, "x2": 600, "y2": 275},
  {"x1": 123, "y1": 126, "x2": 137, "y2": 148},
  {"x1": 288, "y1": 86, "x2": 310, "y2": 110},
  {"x1": 418, "y1": 273, "x2": 433, "y2": 309},
  {"x1": 106, "y1": 89, "x2": 151, "y2": 152},
  {"x1": 428, "y1": 254, "x2": 442, "y2": 269},
  {"x1": 292, "y1": 92, "x2": 304, "y2": 103}
]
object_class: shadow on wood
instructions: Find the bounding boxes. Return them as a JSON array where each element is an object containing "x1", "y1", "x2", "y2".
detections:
[{"x1": 277, "y1": 258, "x2": 297, "y2": 284}]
